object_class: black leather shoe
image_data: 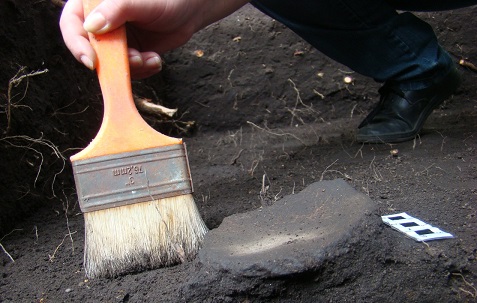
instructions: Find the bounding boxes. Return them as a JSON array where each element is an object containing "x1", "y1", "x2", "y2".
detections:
[{"x1": 357, "y1": 67, "x2": 461, "y2": 143}]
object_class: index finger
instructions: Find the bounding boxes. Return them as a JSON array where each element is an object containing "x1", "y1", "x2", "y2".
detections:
[{"x1": 59, "y1": 0, "x2": 97, "y2": 69}]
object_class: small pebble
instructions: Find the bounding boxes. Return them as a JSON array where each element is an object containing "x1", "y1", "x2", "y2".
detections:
[{"x1": 343, "y1": 76, "x2": 353, "y2": 84}]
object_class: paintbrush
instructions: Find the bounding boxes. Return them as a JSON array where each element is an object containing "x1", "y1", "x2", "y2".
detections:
[{"x1": 70, "y1": 0, "x2": 208, "y2": 278}]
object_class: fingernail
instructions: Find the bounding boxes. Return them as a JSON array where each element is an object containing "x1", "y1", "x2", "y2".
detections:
[
  {"x1": 129, "y1": 55, "x2": 143, "y2": 67},
  {"x1": 145, "y1": 57, "x2": 162, "y2": 70},
  {"x1": 83, "y1": 12, "x2": 109, "y2": 33},
  {"x1": 80, "y1": 55, "x2": 94, "y2": 70}
]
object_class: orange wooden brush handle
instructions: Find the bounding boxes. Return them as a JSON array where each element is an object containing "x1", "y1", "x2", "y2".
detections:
[{"x1": 71, "y1": 0, "x2": 180, "y2": 162}]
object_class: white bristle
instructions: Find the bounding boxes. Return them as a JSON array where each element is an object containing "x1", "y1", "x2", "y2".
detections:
[{"x1": 83, "y1": 194, "x2": 208, "y2": 278}]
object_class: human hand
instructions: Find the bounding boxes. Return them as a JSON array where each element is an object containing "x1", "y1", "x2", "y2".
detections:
[{"x1": 60, "y1": 0, "x2": 249, "y2": 79}]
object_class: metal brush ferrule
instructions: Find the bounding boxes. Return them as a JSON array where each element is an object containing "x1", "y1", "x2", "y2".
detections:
[{"x1": 72, "y1": 144, "x2": 193, "y2": 213}]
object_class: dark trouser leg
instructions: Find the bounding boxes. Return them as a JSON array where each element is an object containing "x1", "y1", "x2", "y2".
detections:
[
  {"x1": 250, "y1": 0, "x2": 474, "y2": 90},
  {"x1": 385, "y1": 0, "x2": 477, "y2": 11}
]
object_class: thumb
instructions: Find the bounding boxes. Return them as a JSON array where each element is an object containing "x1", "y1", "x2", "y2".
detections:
[{"x1": 83, "y1": 0, "x2": 132, "y2": 34}]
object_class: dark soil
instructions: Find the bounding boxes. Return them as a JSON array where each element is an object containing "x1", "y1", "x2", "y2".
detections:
[{"x1": 1, "y1": 1, "x2": 476, "y2": 302}]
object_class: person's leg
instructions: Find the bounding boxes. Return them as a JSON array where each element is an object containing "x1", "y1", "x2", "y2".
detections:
[
  {"x1": 251, "y1": 0, "x2": 457, "y2": 89},
  {"x1": 251, "y1": 0, "x2": 473, "y2": 142},
  {"x1": 386, "y1": 0, "x2": 477, "y2": 11}
]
